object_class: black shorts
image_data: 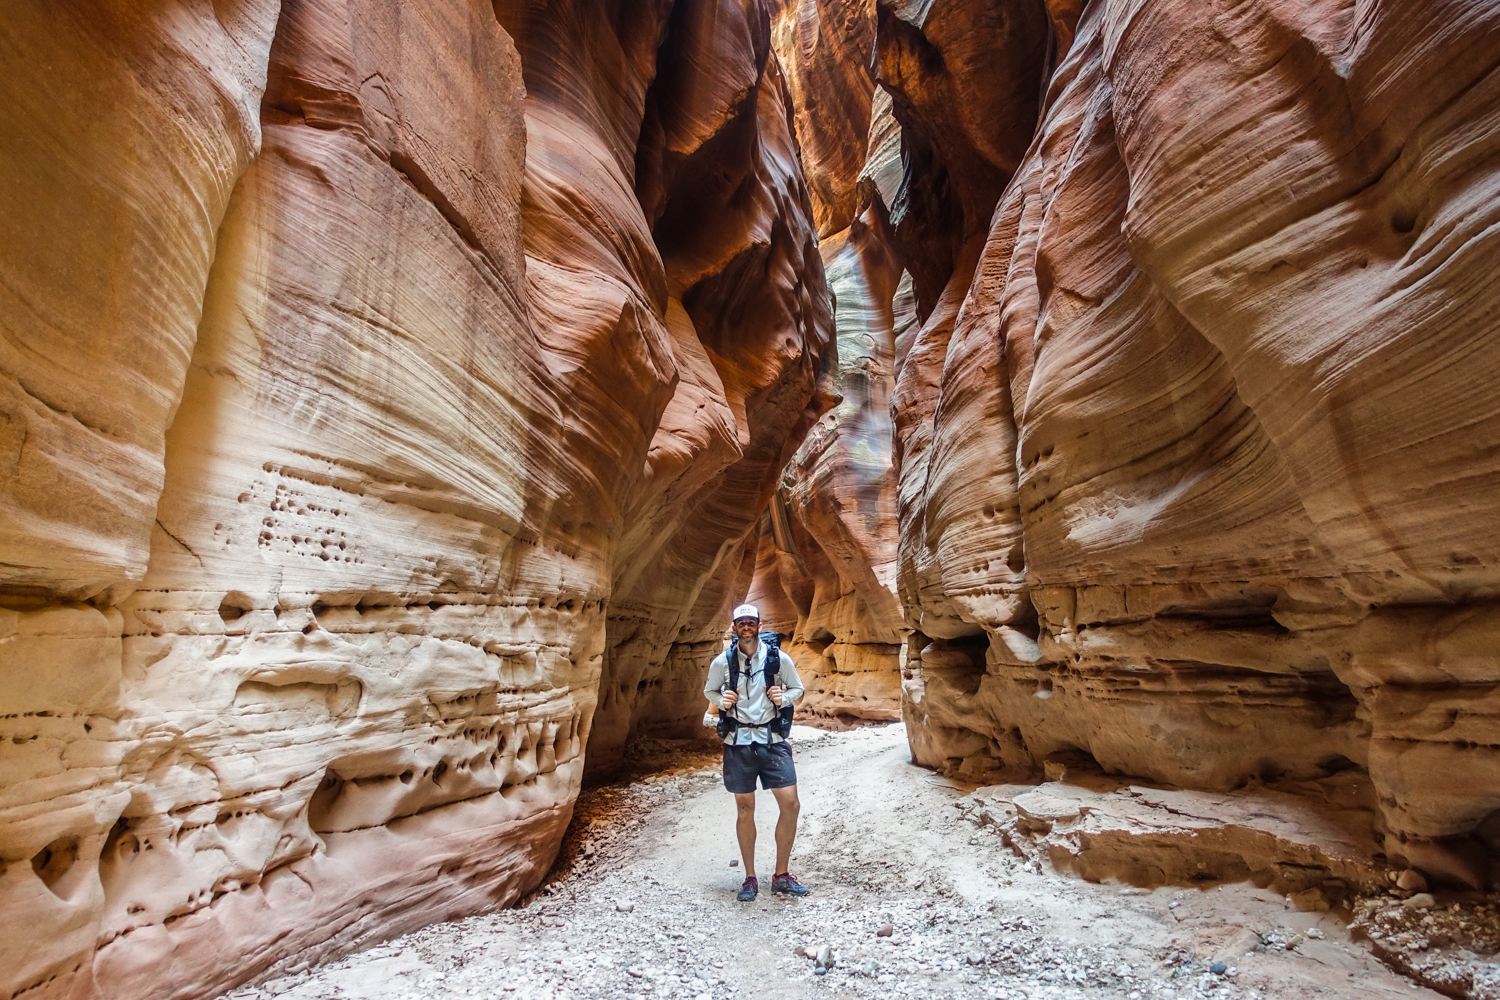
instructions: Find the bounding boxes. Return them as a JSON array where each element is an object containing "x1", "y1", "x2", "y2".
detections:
[{"x1": 722, "y1": 740, "x2": 797, "y2": 794}]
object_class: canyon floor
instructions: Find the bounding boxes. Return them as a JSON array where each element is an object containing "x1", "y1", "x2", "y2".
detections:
[{"x1": 222, "y1": 725, "x2": 1468, "y2": 1000}]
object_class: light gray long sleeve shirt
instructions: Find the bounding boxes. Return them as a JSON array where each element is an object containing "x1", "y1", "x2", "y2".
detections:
[{"x1": 703, "y1": 640, "x2": 804, "y2": 745}]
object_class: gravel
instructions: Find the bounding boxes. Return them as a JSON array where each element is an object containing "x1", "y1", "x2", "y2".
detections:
[{"x1": 217, "y1": 726, "x2": 1468, "y2": 1000}]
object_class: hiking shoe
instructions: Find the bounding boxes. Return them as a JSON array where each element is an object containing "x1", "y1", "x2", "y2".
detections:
[
  {"x1": 771, "y1": 872, "x2": 810, "y2": 896},
  {"x1": 736, "y1": 876, "x2": 758, "y2": 901}
]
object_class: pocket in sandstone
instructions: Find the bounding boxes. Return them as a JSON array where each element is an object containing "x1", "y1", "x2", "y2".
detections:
[
  {"x1": 232, "y1": 676, "x2": 362, "y2": 720},
  {"x1": 304, "y1": 718, "x2": 572, "y2": 836},
  {"x1": 30, "y1": 836, "x2": 81, "y2": 898}
]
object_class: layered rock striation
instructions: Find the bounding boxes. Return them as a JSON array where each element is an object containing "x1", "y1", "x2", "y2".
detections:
[
  {"x1": 747, "y1": 214, "x2": 905, "y2": 721},
  {"x1": 870, "y1": 0, "x2": 1500, "y2": 886},
  {"x1": 0, "y1": 2, "x2": 831, "y2": 998},
  {"x1": 749, "y1": 0, "x2": 1053, "y2": 721},
  {"x1": 743, "y1": 0, "x2": 906, "y2": 721},
  {"x1": 8, "y1": 4, "x2": 1500, "y2": 998},
  {"x1": 755, "y1": 0, "x2": 1500, "y2": 888}
]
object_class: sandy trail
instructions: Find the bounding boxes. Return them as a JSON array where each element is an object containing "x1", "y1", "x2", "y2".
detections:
[{"x1": 224, "y1": 724, "x2": 1445, "y2": 1000}]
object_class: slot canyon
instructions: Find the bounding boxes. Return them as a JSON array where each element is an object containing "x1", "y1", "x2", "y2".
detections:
[{"x1": 3, "y1": 1, "x2": 1500, "y2": 999}]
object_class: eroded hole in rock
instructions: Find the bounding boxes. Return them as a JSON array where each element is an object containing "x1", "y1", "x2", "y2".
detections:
[
  {"x1": 31, "y1": 837, "x2": 79, "y2": 895},
  {"x1": 219, "y1": 590, "x2": 253, "y2": 624},
  {"x1": 306, "y1": 768, "x2": 346, "y2": 836},
  {"x1": 1319, "y1": 753, "x2": 1359, "y2": 775}
]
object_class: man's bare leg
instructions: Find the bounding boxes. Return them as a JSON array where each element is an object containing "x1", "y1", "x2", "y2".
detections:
[
  {"x1": 735, "y1": 792, "x2": 758, "y2": 877},
  {"x1": 771, "y1": 783, "x2": 800, "y2": 875}
]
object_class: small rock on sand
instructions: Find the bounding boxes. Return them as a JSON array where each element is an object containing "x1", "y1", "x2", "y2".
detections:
[{"x1": 1396, "y1": 869, "x2": 1428, "y2": 892}]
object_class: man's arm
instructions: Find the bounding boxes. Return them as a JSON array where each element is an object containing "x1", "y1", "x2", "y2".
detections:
[
  {"x1": 703, "y1": 653, "x2": 728, "y2": 708},
  {"x1": 775, "y1": 650, "x2": 805, "y2": 708}
]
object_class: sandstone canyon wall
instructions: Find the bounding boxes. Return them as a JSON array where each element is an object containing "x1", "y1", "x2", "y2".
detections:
[
  {"x1": 7, "y1": 1, "x2": 1500, "y2": 997},
  {"x1": 747, "y1": 0, "x2": 1053, "y2": 721},
  {"x1": 745, "y1": 0, "x2": 907, "y2": 721},
  {"x1": 0, "y1": 3, "x2": 831, "y2": 998},
  {"x1": 753, "y1": 0, "x2": 1500, "y2": 888}
]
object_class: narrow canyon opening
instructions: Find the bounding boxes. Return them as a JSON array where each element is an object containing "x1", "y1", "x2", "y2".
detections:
[{"x1": 3, "y1": 1, "x2": 1500, "y2": 1000}]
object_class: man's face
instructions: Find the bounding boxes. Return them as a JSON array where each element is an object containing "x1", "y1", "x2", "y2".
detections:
[{"x1": 733, "y1": 617, "x2": 759, "y2": 641}]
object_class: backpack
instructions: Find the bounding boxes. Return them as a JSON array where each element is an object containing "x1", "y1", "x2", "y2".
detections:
[{"x1": 716, "y1": 631, "x2": 795, "y2": 741}]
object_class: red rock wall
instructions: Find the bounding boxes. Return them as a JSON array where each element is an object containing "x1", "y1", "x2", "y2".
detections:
[
  {"x1": 748, "y1": 216, "x2": 906, "y2": 720},
  {"x1": 748, "y1": 0, "x2": 1051, "y2": 720},
  {"x1": 742, "y1": 0, "x2": 906, "y2": 721},
  {"x1": 0, "y1": 2, "x2": 831, "y2": 997},
  {"x1": 577, "y1": 0, "x2": 836, "y2": 774},
  {"x1": 759, "y1": 0, "x2": 1500, "y2": 886}
]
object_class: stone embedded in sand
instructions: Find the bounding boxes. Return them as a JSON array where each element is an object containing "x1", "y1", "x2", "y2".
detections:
[
  {"x1": 1011, "y1": 790, "x2": 1083, "y2": 834},
  {"x1": 1289, "y1": 888, "x2": 1331, "y2": 913},
  {"x1": 1396, "y1": 869, "x2": 1429, "y2": 893},
  {"x1": 962, "y1": 773, "x2": 1386, "y2": 895}
]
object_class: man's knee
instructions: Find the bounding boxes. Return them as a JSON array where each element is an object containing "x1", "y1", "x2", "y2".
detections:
[
  {"x1": 773, "y1": 785, "x2": 800, "y2": 812},
  {"x1": 734, "y1": 793, "x2": 756, "y2": 814}
]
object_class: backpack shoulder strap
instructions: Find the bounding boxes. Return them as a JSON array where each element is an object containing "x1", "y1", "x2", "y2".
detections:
[{"x1": 726, "y1": 638, "x2": 740, "y2": 692}]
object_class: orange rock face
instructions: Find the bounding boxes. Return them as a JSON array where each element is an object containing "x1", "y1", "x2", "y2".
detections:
[
  {"x1": 756, "y1": 0, "x2": 1500, "y2": 884},
  {"x1": 768, "y1": 0, "x2": 877, "y2": 236},
  {"x1": 743, "y1": 0, "x2": 913, "y2": 722},
  {"x1": 883, "y1": 0, "x2": 1500, "y2": 883},
  {"x1": 8, "y1": 4, "x2": 1500, "y2": 996},
  {"x1": 748, "y1": 214, "x2": 906, "y2": 720},
  {"x1": 0, "y1": 2, "x2": 830, "y2": 997}
]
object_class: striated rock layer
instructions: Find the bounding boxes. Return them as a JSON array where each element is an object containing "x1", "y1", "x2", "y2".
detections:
[
  {"x1": 881, "y1": 0, "x2": 1500, "y2": 887},
  {"x1": 747, "y1": 215, "x2": 905, "y2": 720},
  {"x1": 751, "y1": 0, "x2": 1500, "y2": 888},
  {"x1": 0, "y1": 2, "x2": 831, "y2": 998},
  {"x1": 743, "y1": 0, "x2": 909, "y2": 721}
]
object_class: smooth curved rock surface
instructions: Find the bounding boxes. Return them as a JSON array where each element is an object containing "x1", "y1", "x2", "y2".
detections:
[
  {"x1": 9, "y1": 4, "x2": 1500, "y2": 997},
  {"x1": 584, "y1": 0, "x2": 836, "y2": 774},
  {"x1": 874, "y1": 0, "x2": 1050, "y2": 319},
  {"x1": 769, "y1": 0, "x2": 877, "y2": 236},
  {"x1": 0, "y1": 2, "x2": 833, "y2": 997},
  {"x1": 728, "y1": 0, "x2": 1500, "y2": 890},
  {"x1": 742, "y1": 2, "x2": 911, "y2": 720},
  {"x1": 883, "y1": 0, "x2": 1500, "y2": 884},
  {"x1": 0, "y1": 0, "x2": 282, "y2": 604},
  {"x1": 746, "y1": 213, "x2": 908, "y2": 718}
]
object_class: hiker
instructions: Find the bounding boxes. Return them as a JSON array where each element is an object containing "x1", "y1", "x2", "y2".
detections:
[{"x1": 702, "y1": 603, "x2": 810, "y2": 901}]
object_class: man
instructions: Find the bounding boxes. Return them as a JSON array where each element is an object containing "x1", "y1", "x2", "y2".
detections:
[{"x1": 702, "y1": 603, "x2": 810, "y2": 901}]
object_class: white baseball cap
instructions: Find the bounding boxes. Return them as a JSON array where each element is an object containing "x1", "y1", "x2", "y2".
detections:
[{"x1": 732, "y1": 603, "x2": 759, "y2": 622}]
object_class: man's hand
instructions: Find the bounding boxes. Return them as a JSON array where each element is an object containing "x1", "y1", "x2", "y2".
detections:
[
  {"x1": 768, "y1": 685, "x2": 785, "y2": 706},
  {"x1": 721, "y1": 690, "x2": 739, "y2": 710}
]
